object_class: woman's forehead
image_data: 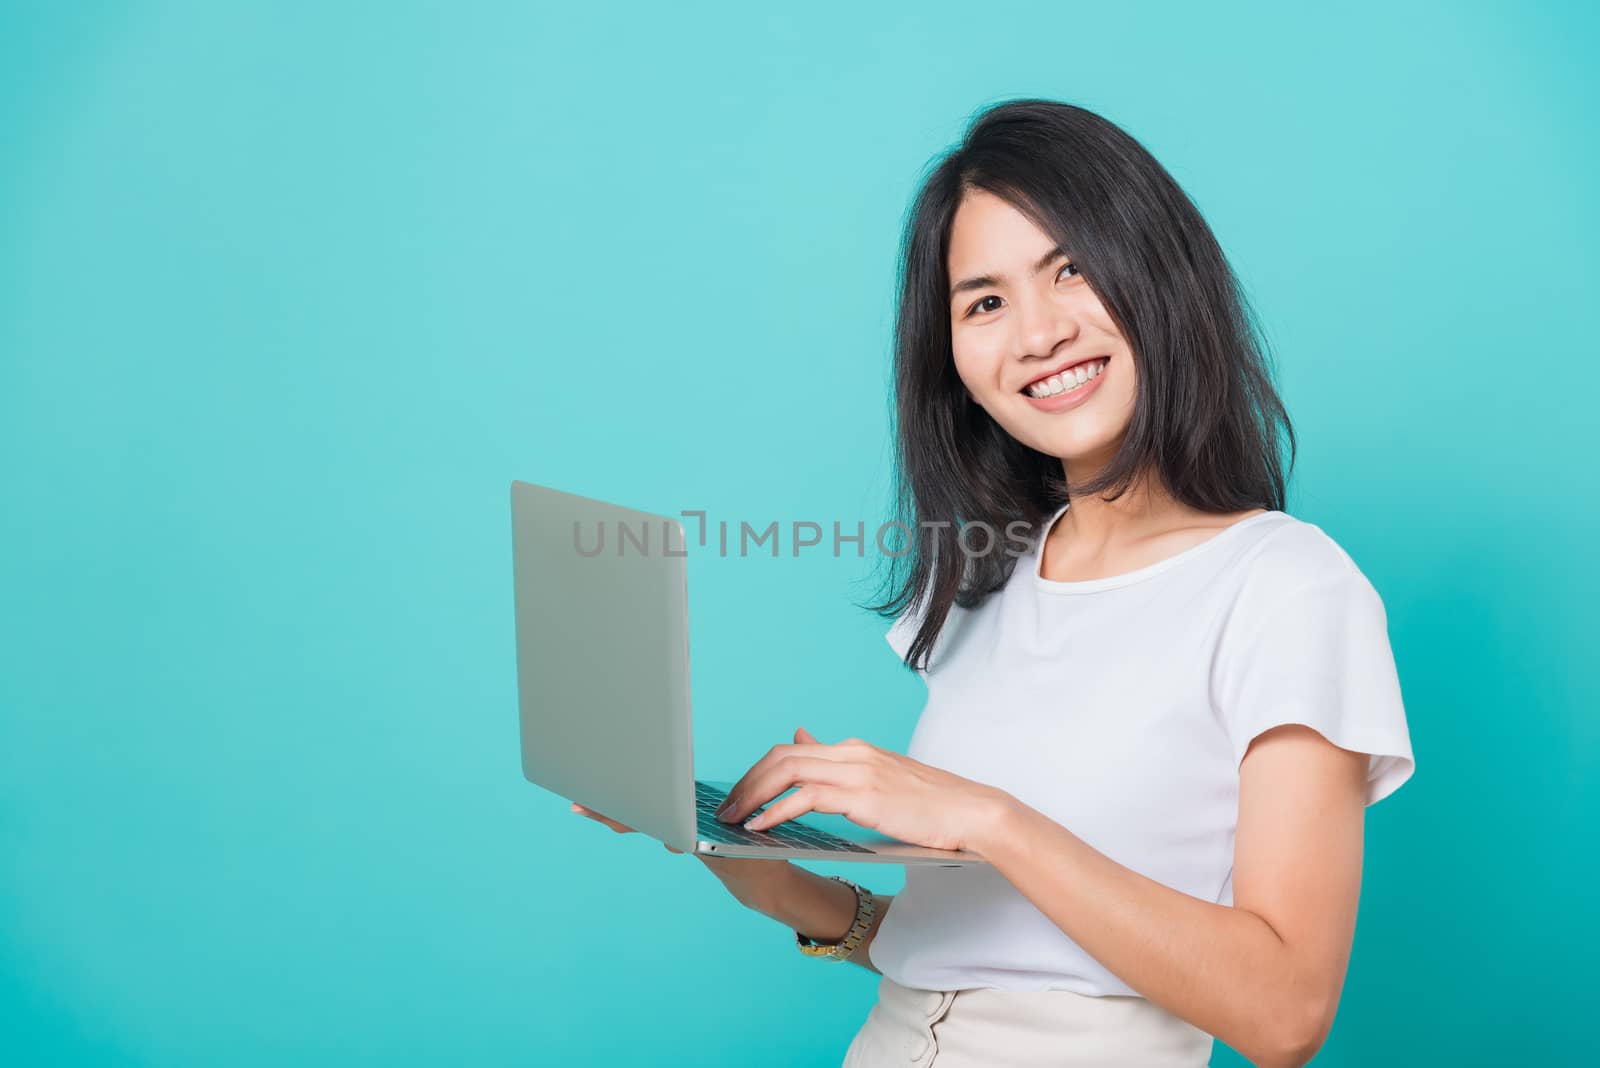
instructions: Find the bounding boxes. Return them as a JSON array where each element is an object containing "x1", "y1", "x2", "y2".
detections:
[
  {"x1": 947, "y1": 192, "x2": 1066, "y2": 288},
  {"x1": 953, "y1": 190, "x2": 1057, "y2": 250}
]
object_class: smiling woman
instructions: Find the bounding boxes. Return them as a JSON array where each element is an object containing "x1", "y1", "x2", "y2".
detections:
[
  {"x1": 825, "y1": 95, "x2": 1414, "y2": 1061},
  {"x1": 882, "y1": 101, "x2": 1296, "y2": 671},
  {"x1": 775, "y1": 98, "x2": 1409, "y2": 1068},
  {"x1": 571, "y1": 97, "x2": 1416, "y2": 1068}
]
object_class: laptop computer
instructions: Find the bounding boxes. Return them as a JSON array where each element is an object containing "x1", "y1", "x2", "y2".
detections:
[{"x1": 509, "y1": 479, "x2": 984, "y2": 867}]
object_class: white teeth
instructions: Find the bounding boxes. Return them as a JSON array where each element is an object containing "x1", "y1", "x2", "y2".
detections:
[{"x1": 1027, "y1": 359, "x2": 1106, "y2": 398}]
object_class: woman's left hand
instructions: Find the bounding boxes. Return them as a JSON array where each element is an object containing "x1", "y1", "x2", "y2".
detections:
[{"x1": 714, "y1": 727, "x2": 1009, "y2": 853}]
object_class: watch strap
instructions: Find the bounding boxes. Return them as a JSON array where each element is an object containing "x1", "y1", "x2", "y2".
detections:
[{"x1": 795, "y1": 876, "x2": 877, "y2": 962}]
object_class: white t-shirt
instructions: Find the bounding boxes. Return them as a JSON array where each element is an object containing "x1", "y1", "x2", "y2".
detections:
[{"x1": 867, "y1": 504, "x2": 1415, "y2": 995}]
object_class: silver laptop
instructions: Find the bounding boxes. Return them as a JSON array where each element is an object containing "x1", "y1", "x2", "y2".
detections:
[{"x1": 509, "y1": 479, "x2": 984, "y2": 867}]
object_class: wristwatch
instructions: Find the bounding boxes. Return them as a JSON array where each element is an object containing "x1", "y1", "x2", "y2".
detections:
[{"x1": 796, "y1": 876, "x2": 877, "y2": 962}]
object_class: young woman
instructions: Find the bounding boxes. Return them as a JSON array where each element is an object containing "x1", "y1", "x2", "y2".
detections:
[{"x1": 572, "y1": 98, "x2": 1415, "y2": 1068}]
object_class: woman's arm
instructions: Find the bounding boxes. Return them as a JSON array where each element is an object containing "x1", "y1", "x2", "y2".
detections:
[
  {"x1": 572, "y1": 801, "x2": 894, "y2": 974},
  {"x1": 969, "y1": 724, "x2": 1368, "y2": 1068},
  {"x1": 702, "y1": 857, "x2": 894, "y2": 974}
]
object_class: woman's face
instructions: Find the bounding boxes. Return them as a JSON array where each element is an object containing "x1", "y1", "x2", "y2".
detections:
[{"x1": 946, "y1": 188, "x2": 1136, "y2": 475}]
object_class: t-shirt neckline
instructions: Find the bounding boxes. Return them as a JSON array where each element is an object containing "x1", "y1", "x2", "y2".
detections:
[{"x1": 1032, "y1": 503, "x2": 1283, "y2": 595}]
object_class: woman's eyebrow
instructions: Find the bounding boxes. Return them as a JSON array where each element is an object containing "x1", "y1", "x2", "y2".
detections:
[{"x1": 949, "y1": 245, "x2": 1070, "y2": 300}]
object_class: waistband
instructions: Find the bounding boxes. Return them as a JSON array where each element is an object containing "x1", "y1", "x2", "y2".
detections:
[{"x1": 847, "y1": 973, "x2": 1214, "y2": 1067}]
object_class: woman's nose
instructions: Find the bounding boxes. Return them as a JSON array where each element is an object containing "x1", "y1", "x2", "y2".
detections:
[{"x1": 1014, "y1": 294, "x2": 1079, "y2": 358}]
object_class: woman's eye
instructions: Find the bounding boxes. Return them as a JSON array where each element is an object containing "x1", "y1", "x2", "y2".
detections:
[{"x1": 965, "y1": 263, "x2": 1079, "y2": 318}]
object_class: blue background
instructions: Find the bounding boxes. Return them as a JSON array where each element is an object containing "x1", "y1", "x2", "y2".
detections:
[{"x1": 2, "y1": 2, "x2": 1595, "y2": 1064}]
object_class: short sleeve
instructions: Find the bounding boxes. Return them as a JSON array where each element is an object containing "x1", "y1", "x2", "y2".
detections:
[
  {"x1": 883, "y1": 587, "x2": 959, "y2": 672},
  {"x1": 1212, "y1": 563, "x2": 1416, "y2": 806},
  {"x1": 885, "y1": 597, "x2": 927, "y2": 666}
]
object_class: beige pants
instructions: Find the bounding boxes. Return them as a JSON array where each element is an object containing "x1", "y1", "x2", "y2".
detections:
[{"x1": 841, "y1": 974, "x2": 1214, "y2": 1067}]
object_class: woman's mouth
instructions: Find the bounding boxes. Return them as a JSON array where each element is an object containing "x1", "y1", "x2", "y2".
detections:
[{"x1": 1020, "y1": 356, "x2": 1109, "y2": 411}]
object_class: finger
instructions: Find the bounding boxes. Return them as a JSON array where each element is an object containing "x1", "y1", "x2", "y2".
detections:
[
  {"x1": 572, "y1": 804, "x2": 634, "y2": 834},
  {"x1": 796, "y1": 727, "x2": 880, "y2": 760},
  {"x1": 719, "y1": 757, "x2": 864, "y2": 823},
  {"x1": 743, "y1": 784, "x2": 844, "y2": 831},
  {"x1": 715, "y1": 745, "x2": 794, "y2": 816},
  {"x1": 717, "y1": 738, "x2": 863, "y2": 817}
]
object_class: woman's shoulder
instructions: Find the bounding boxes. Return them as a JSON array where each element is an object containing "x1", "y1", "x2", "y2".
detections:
[
  {"x1": 1222, "y1": 514, "x2": 1391, "y2": 642},
  {"x1": 1234, "y1": 511, "x2": 1371, "y2": 591}
]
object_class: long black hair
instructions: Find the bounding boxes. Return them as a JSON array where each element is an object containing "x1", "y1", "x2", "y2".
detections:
[{"x1": 872, "y1": 98, "x2": 1295, "y2": 670}]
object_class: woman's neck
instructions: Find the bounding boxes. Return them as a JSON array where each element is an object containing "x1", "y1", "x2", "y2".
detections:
[
  {"x1": 1043, "y1": 466, "x2": 1268, "y2": 582},
  {"x1": 1054, "y1": 467, "x2": 1184, "y2": 550}
]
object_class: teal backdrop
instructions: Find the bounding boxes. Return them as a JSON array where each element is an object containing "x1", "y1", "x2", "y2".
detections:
[{"x1": 3, "y1": 2, "x2": 1595, "y2": 1065}]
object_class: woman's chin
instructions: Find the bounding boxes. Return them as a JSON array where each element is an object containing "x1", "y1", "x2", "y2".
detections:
[{"x1": 1024, "y1": 433, "x2": 1120, "y2": 469}]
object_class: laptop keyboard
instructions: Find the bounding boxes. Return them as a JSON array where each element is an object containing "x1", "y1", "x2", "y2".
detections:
[{"x1": 694, "y1": 780, "x2": 875, "y2": 854}]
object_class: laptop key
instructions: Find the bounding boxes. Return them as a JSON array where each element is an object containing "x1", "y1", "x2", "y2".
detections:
[
  {"x1": 694, "y1": 782, "x2": 874, "y2": 853},
  {"x1": 697, "y1": 814, "x2": 873, "y2": 853}
]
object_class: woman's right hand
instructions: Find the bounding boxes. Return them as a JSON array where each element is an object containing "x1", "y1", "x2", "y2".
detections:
[
  {"x1": 568, "y1": 800, "x2": 792, "y2": 906},
  {"x1": 569, "y1": 802, "x2": 686, "y2": 853}
]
